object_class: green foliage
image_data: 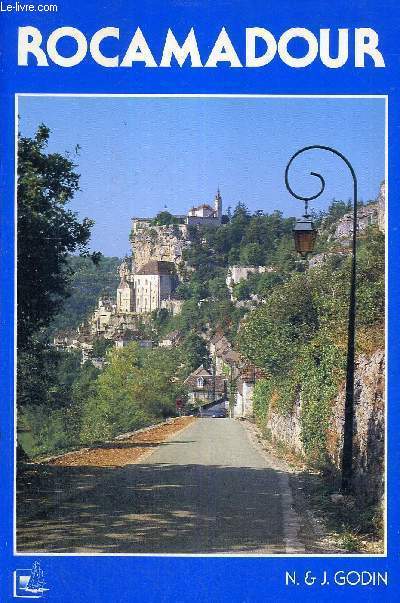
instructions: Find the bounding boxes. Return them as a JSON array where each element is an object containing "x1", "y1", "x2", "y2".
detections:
[
  {"x1": 19, "y1": 356, "x2": 101, "y2": 456},
  {"x1": 175, "y1": 204, "x2": 296, "y2": 337},
  {"x1": 21, "y1": 344, "x2": 187, "y2": 456},
  {"x1": 180, "y1": 333, "x2": 209, "y2": 372},
  {"x1": 91, "y1": 336, "x2": 114, "y2": 357},
  {"x1": 238, "y1": 226, "x2": 384, "y2": 463},
  {"x1": 233, "y1": 279, "x2": 251, "y2": 301},
  {"x1": 320, "y1": 199, "x2": 352, "y2": 230},
  {"x1": 253, "y1": 379, "x2": 272, "y2": 422},
  {"x1": 17, "y1": 343, "x2": 60, "y2": 408},
  {"x1": 152, "y1": 211, "x2": 180, "y2": 226},
  {"x1": 238, "y1": 273, "x2": 318, "y2": 374},
  {"x1": 239, "y1": 242, "x2": 264, "y2": 266},
  {"x1": 297, "y1": 335, "x2": 345, "y2": 462},
  {"x1": 22, "y1": 404, "x2": 81, "y2": 455},
  {"x1": 48, "y1": 255, "x2": 120, "y2": 334},
  {"x1": 80, "y1": 344, "x2": 185, "y2": 443},
  {"x1": 17, "y1": 125, "x2": 94, "y2": 351},
  {"x1": 208, "y1": 275, "x2": 230, "y2": 301}
]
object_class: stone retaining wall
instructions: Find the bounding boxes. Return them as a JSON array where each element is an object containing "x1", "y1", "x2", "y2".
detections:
[{"x1": 265, "y1": 349, "x2": 385, "y2": 503}]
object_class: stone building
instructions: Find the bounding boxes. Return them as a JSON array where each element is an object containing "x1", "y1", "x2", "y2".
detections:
[
  {"x1": 184, "y1": 365, "x2": 226, "y2": 405},
  {"x1": 77, "y1": 191, "x2": 225, "y2": 343},
  {"x1": 116, "y1": 275, "x2": 135, "y2": 314},
  {"x1": 159, "y1": 330, "x2": 182, "y2": 347},
  {"x1": 160, "y1": 297, "x2": 184, "y2": 316},
  {"x1": 186, "y1": 190, "x2": 223, "y2": 227},
  {"x1": 91, "y1": 298, "x2": 116, "y2": 334},
  {"x1": 116, "y1": 258, "x2": 135, "y2": 314},
  {"x1": 133, "y1": 260, "x2": 177, "y2": 314}
]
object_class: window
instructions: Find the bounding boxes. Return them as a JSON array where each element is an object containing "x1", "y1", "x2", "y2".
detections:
[{"x1": 197, "y1": 377, "x2": 204, "y2": 388}]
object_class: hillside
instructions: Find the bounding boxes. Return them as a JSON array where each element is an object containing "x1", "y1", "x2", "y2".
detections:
[{"x1": 48, "y1": 255, "x2": 120, "y2": 335}]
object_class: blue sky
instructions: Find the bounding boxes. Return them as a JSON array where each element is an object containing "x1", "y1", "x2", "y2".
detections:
[{"x1": 19, "y1": 96, "x2": 385, "y2": 257}]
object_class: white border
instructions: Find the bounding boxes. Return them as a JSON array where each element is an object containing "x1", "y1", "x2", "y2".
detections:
[{"x1": 13, "y1": 93, "x2": 388, "y2": 558}]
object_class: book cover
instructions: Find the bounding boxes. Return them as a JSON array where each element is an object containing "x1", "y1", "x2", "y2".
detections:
[{"x1": 0, "y1": 1, "x2": 397, "y2": 601}]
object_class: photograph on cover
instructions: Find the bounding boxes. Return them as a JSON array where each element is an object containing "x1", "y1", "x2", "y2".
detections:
[{"x1": 15, "y1": 96, "x2": 386, "y2": 555}]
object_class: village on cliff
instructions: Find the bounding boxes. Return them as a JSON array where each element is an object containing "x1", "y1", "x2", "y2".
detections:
[{"x1": 52, "y1": 182, "x2": 385, "y2": 421}]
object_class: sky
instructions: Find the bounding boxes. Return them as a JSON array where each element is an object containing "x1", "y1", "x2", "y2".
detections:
[{"x1": 19, "y1": 96, "x2": 385, "y2": 257}]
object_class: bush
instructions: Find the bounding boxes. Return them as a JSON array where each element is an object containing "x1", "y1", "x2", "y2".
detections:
[
  {"x1": 238, "y1": 226, "x2": 384, "y2": 465},
  {"x1": 80, "y1": 344, "x2": 185, "y2": 444},
  {"x1": 253, "y1": 379, "x2": 273, "y2": 422}
]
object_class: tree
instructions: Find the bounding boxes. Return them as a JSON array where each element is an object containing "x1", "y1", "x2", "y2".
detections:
[
  {"x1": 208, "y1": 275, "x2": 230, "y2": 301},
  {"x1": 17, "y1": 125, "x2": 95, "y2": 350},
  {"x1": 48, "y1": 255, "x2": 120, "y2": 335},
  {"x1": 91, "y1": 336, "x2": 114, "y2": 357},
  {"x1": 181, "y1": 333, "x2": 209, "y2": 371},
  {"x1": 152, "y1": 211, "x2": 179, "y2": 226},
  {"x1": 238, "y1": 274, "x2": 319, "y2": 374},
  {"x1": 239, "y1": 242, "x2": 264, "y2": 266},
  {"x1": 232, "y1": 279, "x2": 251, "y2": 301},
  {"x1": 80, "y1": 344, "x2": 185, "y2": 442}
]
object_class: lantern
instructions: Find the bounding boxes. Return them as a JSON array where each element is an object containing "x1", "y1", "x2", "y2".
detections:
[{"x1": 292, "y1": 216, "x2": 317, "y2": 258}]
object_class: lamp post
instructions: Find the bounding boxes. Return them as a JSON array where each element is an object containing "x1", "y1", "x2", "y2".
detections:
[{"x1": 285, "y1": 145, "x2": 358, "y2": 494}]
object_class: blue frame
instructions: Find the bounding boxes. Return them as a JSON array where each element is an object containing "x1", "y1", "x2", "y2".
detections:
[{"x1": 1, "y1": 1, "x2": 398, "y2": 600}]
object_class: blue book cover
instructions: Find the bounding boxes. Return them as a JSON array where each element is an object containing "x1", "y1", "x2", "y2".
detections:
[{"x1": 0, "y1": 1, "x2": 397, "y2": 601}]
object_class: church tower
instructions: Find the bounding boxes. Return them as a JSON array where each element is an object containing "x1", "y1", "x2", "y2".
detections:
[
  {"x1": 116, "y1": 259, "x2": 135, "y2": 313},
  {"x1": 214, "y1": 188, "x2": 222, "y2": 221}
]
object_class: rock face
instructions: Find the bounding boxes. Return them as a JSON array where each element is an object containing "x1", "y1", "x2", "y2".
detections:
[
  {"x1": 130, "y1": 221, "x2": 191, "y2": 273},
  {"x1": 333, "y1": 202, "x2": 379, "y2": 241},
  {"x1": 265, "y1": 349, "x2": 385, "y2": 503},
  {"x1": 308, "y1": 251, "x2": 348, "y2": 270},
  {"x1": 327, "y1": 349, "x2": 385, "y2": 504},
  {"x1": 329, "y1": 181, "x2": 385, "y2": 243},
  {"x1": 377, "y1": 180, "x2": 385, "y2": 233},
  {"x1": 267, "y1": 395, "x2": 303, "y2": 455}
]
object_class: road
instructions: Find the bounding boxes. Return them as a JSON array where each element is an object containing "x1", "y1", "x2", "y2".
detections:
[{"x1": 17, "y1": 419, "x2": 302, "y2": 554}]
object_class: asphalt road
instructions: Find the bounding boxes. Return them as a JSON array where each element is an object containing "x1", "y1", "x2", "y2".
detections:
[{"x1": 17, "y1": 419, "x2": 300, "y2": 554}]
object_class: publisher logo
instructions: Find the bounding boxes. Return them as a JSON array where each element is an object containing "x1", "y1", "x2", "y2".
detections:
[{"x1": 13, "y1": 562, "x2": 49, "y2": 598}]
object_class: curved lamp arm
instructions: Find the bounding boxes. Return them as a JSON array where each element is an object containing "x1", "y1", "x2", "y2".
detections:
[{"x1": 285, "y1": 145, "x2": 357, "y2": 217}]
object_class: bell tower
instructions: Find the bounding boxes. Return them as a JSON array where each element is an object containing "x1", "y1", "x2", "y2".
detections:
[{"x1": 214, "y1": 188, "x2": 222, "y2": 221}]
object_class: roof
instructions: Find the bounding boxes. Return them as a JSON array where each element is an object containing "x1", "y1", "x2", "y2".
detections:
[
  {"x1": 162, "y1": 330, "x2": 182, "y2": 341},
  {"x1": 197, "y1": 203, "x2": 215, "y2": 211},
  {"x1": 189, "y1": 203, "x2": 216, "y2": 213},
  {"x1": 210, "y1": 332, "x2": 242, "y2": 367},
  {"x1": 136, "y1": 260, "x2": 176, "y2": 276},
  {"x1": 210, "y1": 331, "x2": 225, "y2": 345},
  {"x1": 184, "y1": 365, "x2": 225, "y2": 394},
  {"x1": 222, "y1": 350, "x2": 241, "y2": 365},
  {"x1": 185, "y1": 365, "x2": 211, "y2": 380}
]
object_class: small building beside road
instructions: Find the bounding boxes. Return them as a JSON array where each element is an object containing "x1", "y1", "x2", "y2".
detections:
[{"x1": 184, "y1": 365, "x2": 226, "y2": 406}]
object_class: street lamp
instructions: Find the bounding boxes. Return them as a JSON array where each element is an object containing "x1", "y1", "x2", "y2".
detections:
[
  {"x1": 292, "y1": 214, "x2": 318, "y2": 258},
  {"x1": 285, "y1": 145, "x2": 358, "y2": 494}
]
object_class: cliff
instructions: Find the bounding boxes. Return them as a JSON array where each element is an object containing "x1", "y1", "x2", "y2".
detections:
[{"x1": 130, "y1": 222, "x2": 191, "y2": 273}]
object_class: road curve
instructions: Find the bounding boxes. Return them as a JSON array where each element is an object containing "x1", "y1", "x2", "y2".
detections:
[{"x1": 18, "y1": 419, "x2": 300, "y2": 554}]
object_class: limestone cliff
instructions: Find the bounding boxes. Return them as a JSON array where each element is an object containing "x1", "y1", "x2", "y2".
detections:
[{"x1": 129, "y1": 222, "x2": 191, "y2": 273}]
